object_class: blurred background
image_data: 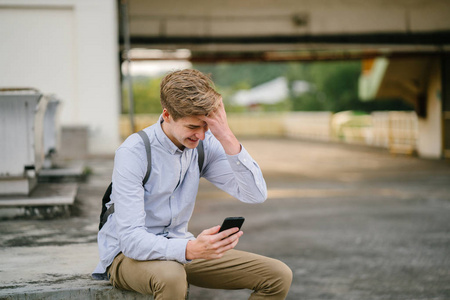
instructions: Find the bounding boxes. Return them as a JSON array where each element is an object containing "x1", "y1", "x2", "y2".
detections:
[{"x1": 1, "y1": 0, "x2": 449, "y2": 159}]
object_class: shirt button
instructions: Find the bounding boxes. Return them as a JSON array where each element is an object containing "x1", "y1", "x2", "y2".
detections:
[{"x1": 236, "y1": 161, "x2": 241, "y2": 165}]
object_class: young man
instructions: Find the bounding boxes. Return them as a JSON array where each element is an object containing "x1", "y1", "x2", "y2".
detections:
[{"x1": 93, "y1": 69, "x2": 292, "y2": 299}]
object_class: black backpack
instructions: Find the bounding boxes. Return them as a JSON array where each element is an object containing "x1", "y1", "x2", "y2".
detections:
[{"x1": 98, "y1": 130, "x2": 205, "y2": 230}]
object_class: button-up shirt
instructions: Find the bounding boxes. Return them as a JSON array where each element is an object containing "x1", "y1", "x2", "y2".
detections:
[{"x1": 93, "y1": 117, "x2": 267, "y2": 276}]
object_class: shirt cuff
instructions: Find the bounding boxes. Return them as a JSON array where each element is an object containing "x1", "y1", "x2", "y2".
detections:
[
  {"x1": 166, "y1": 238, "x2": 190, "y2": 264},
  {"x1": 227, "y1": 145, "x2": 254, "y2": 171}
]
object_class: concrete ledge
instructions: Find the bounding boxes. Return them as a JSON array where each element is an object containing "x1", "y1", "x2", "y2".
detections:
[
  {"x1": 38, "y1": 163, "x2": 86, "y2": 183},
  {"x1": 0, "y1": 183, "x2": 77, "y2": 208},
  {"x1": 2, "y1": 286, "x2": 153, "y2": 300},
  {"x1": 0, "y1": 244, "x2": 154, "y2": 299}
]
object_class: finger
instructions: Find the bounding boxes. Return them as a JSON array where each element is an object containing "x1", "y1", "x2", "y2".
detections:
[
  {"x1": 214, "y1": 232, "x2": 242, "y2": 254},
  {"x1": 197, "y1": 114, "x2": 212, "y2": 124},
  {"x1": 215, "y1": 230, "x2": 243, "y2": 247},
  {"x1": 215, "y1": 227, "x2": 240, "y2": 241},
  {"x1": 201, "y1": 225, "x2": 221, "y2": 236},
  {"x1": 228, "y1": 235, "x2": 240, "y2": 249}
]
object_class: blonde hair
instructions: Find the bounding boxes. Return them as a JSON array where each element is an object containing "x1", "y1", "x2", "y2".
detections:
[{"x1": 160, "y1": 69, "x2": 221, "y2": 120}]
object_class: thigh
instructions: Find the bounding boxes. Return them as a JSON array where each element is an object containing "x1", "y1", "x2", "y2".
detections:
[
  {"x1": 108, "y1": 253, "x2": 187, "y2": 295},
  {"x1": 185, "y1": 249, "x2": 289, "y2": 290}
]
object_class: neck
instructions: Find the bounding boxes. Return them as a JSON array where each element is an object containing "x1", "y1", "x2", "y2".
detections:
[{"x1": 161, "y1": 121, "x2": 185, "y2": 150}]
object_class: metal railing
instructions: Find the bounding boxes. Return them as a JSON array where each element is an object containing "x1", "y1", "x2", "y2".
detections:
[{"x1": 119, "y1": 111, "x2": 419, "y2": 154}]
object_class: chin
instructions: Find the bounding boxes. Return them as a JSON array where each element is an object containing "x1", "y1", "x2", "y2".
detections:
[{"x1": 185, "y1": 139, "x2": 199, "y2": 149}]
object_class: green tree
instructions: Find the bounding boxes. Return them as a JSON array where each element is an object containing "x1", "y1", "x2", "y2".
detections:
[
  {"x1": 122, "y1": 61, "x2": 413, "y2": 114},
  {"x1": 122, "y1": 76, "x2": 162, "y2": 114},
  {"x1": 287, "y1": 61, "x2": 413, "y2": 112}
]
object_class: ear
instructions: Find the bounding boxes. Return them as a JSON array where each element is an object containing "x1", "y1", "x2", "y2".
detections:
[{"x1": 162, "y1": 108, "x2": 171, "y2": 123}]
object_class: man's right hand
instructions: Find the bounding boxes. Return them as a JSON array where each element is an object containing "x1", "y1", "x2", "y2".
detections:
[
  {"x1": 185, "y1": 225, "x2": 243, "y2": 260},
  {"x1": 197, "y1": 98, "x2": 241, "y2": 156}
]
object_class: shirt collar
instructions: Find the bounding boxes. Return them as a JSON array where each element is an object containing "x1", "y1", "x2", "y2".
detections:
[{"x1": 155, "y1": 114, "x2": 183, "y2": 155}]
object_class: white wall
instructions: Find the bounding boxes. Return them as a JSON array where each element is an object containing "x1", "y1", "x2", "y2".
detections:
[
  {"x1": 417, "y1": 59, "x2": 443, "y2": 159},
  {"x1": 0, "y1": 0, "x2": 120, "y2": 155}
]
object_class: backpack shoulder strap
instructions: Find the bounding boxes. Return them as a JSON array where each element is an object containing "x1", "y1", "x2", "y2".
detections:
[
  {"x1": 100, "y1": 132, "x2": 205, "y2": 231},
  {"x1": 137, "y1": 130, "x2": 152, "y2": 184},
  {"x1": 99, "y1": 130, "x2": 152, "y2": 230},
  {"x1": 197, "y1": 139, "x2": 204, "y2": 173}
]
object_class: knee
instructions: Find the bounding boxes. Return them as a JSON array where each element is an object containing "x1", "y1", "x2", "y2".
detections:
[
  {"x1": 259, "y1": 259, "x2": 293, "y2": 297},
  {"x1": 156, "y1": 267, "x2": 187, "y2": 288},
  {"x1": 272, "y1": 260, "x2": 293, "y2": 290},
  {"x1": 151, "y1": 262, "x2": 188, "y2": 297}
]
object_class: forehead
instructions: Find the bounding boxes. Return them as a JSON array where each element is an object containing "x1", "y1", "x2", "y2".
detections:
[{"x1": 178, "y1": 115, "x2": 206, "y2": 127}]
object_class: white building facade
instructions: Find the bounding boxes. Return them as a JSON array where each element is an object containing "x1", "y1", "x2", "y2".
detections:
[{"x1": 0, "y1": 0, "x2": 120, "y2": 155}]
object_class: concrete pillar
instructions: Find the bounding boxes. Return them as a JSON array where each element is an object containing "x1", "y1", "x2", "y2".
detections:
[
  {"x1": 417, "y1": 58, "x2": 443, "y2": 159},
  {"x1": 442, "y1": 54, "x2": 450, "y2": 159}
]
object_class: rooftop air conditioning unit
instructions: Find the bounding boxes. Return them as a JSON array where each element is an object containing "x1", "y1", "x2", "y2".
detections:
[{"x1": 0, "y1": 89, "x2": 48, "y2": 195}]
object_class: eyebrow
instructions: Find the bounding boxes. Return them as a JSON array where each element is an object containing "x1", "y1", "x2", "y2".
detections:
[
  {"x1": 186, "y1": 120, "x2": 208, "y2": 128},
  {"x1": 186, "y1": 124, "x2": 201, "y2": 129}
]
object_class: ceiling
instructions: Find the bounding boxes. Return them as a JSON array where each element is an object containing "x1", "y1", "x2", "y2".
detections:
[{"x1": 121, "y1": 0, "x2": 450, "y2": 62}]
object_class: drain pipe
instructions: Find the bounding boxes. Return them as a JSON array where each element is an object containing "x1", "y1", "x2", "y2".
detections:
[{"x1": 120, "y1": 0, "x2": 135, "y2": 133}]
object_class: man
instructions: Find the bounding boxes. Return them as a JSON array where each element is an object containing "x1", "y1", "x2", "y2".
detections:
[{"x1": 93, "y1": 69, "x2": 292, "y2": 299}]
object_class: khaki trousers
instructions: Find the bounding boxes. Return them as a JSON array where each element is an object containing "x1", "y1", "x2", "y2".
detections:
[{"x1": 108, "y1": 249, "x2": 292, "y2": 300}]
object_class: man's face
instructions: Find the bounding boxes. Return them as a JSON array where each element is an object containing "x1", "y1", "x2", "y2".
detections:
[{"x1": 162, "y1": 110, "x2": 208, "y2": 150}]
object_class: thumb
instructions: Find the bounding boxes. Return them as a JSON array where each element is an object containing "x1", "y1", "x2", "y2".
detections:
[{"x1": 201, "y1": 225, "x2": 221, "y2": 236}]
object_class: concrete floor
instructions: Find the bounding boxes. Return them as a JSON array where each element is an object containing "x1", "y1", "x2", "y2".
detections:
[{"x1": 1, "y1": 138, "x2": 450, "y2": 299}]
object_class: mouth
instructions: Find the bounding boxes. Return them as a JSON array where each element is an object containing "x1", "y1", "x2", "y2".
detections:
[{"x1": 187, "y1": 137, "x2": 199, "y2": 143}]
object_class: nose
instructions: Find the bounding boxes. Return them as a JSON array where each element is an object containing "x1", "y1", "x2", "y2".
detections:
[{"x1": 195, "y1": 126, "x2": 207, "y2": 140}]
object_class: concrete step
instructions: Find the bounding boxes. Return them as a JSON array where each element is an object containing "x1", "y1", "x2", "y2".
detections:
[
  {"x1": 0, "y1": 183, "x2": 78, "y2": 208},
  {"x1": 38, "y1": 163, "x2": 86, "y2": 183},
  {"x1": 3, "y1": 286, "x2": 153, "y2": 300},
  {"x1": 0, "y1": 243, "x2": 153, "y2": 300}
]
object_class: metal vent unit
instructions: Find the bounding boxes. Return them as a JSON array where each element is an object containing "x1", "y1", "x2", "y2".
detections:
[{"x1": 0, "y1": 89, "x2": 48, "y2": 195}]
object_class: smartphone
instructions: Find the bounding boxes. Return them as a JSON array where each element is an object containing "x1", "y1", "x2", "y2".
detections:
[{"x1": 218, "y1": 217, "x2": 245, "y2": 234}]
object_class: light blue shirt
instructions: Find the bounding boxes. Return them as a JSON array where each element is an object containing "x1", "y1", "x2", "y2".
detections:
[{"x1": 93, "y1": 117, "x2": 267, "y2": 276}]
